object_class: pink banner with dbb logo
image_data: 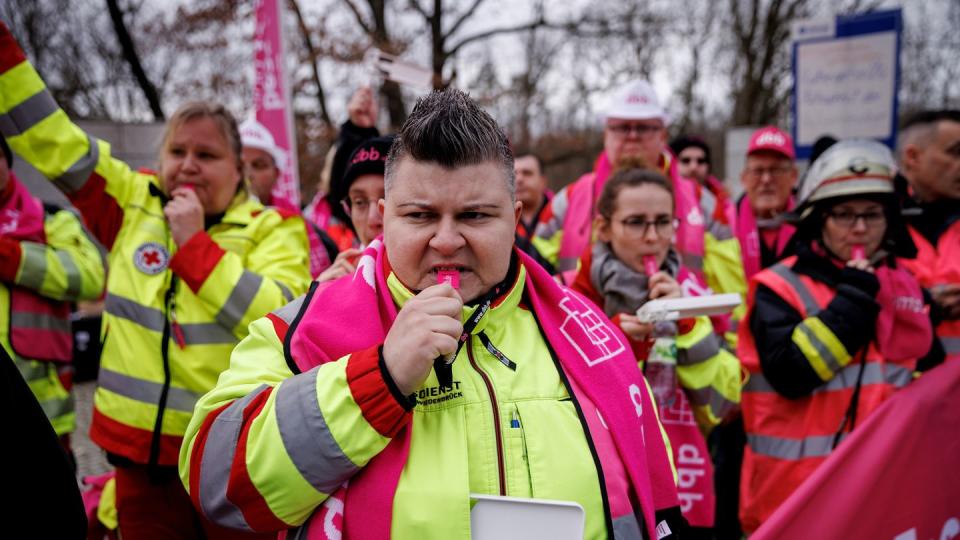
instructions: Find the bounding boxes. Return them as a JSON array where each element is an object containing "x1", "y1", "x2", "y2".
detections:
[{"x1": 253, "y1": 0, "x2": 299, "y2": 210}]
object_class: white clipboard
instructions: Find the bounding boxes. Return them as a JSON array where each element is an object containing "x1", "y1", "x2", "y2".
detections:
[
  {"x1": 470, "y1": 494, "x2": 585, "y2": 540},
  {"x1": 636, "y1": 293, "x2": 742, "y2": 323}
]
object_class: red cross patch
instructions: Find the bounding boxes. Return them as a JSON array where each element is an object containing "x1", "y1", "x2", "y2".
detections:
[{"x1": 133, "y1": 242, "x2": 170, "y2": 275}]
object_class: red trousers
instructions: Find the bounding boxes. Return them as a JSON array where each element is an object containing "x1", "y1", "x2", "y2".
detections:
[{"x1": 114, "y1": 464, "x2": 274, "y2": 540}]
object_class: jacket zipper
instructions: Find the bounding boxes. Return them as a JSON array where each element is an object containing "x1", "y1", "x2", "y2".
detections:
[
  {"x1": 147, "y1": 274, "x2": 178, "y2": 469},
  {"x1": 466, "y1": 339, "x2": 507, "y2": 496}
]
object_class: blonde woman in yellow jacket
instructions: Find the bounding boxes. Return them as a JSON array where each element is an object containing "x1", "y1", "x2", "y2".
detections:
[{"x1": 0, "y1": 24, "x2": 309, "y2": 539}]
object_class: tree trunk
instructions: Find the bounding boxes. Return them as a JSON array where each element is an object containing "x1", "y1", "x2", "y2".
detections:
[{"x1": 104, "y1": 0, "x2": 165, "y2": 121}]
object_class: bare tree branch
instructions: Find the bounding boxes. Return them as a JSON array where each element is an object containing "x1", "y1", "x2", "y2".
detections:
[
  {"x1": 447, "y1": 18, "x2": 545, "y2": 56},
  {"x1": 105, "y1": 0, "x2": 165, "y2": 120},
  {"x1": 342, "y1": 0, "x2": 372, "y2": 35},
  {"x1": 443, "y1": 0, "x2": 485, "y2": 41},
  {"x1": 289, "y1": 0, "x2": 332, "y2": 128},
  {"x1": 407, "y1": 0, "x2": 430, "y2": 20}
]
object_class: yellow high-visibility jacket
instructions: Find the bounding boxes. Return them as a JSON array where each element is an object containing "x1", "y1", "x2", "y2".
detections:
[
  {"x1": 0, "y1": 29, "x2": 312, "y2": 465},
  {"x1": 1, "y1": 203, "x2": 105, "y2": 436}
]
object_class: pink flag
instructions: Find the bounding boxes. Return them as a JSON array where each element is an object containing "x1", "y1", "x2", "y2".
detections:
[
  {"x1": 253, "y1": 0, "x2": 299, "y2": 209},
  {"x1": 752, "y1": 359, "x2": 960, "y2": 540}
]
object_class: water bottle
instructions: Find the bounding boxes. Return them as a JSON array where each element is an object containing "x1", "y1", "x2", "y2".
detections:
[{"x1": 645, "y1": 321, "x2": 678, "y2": 410}]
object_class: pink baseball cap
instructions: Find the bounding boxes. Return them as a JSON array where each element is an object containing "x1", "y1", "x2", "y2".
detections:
[{"x1": 747, "y1": 126, "x2": 795, "y2": 160}]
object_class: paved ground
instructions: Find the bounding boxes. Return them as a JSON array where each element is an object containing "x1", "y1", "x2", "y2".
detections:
[{"x1": 74, "y1": 380, "x2": 112, "y2": 479}]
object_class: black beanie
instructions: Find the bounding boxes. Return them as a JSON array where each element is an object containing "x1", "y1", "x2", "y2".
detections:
[
  {"x1": 329, "y1": 135, "x2": 395, "y2": 227},
  {"x1": 0, "y1": 135, "x2": 11, "y2": 168},
  {"x1": 669, "y1": 135, "x2": 711, "y2": 165}
]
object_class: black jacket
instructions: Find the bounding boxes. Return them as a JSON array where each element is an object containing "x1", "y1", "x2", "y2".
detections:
[
  {"x1": 0, "y1": 346, "x2": 86, "y2": 537},
  {"x1": 749, "y1": 242, "x2": 943, "y2": 399}
]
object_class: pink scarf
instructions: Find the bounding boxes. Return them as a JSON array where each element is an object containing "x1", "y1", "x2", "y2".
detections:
[
  {"x1": 0, "y1": 174, "x2": 44, "y2": 241},
  {"x1": 0, "y1": 174, "x2": 72, "y2": 362},
  {"x1": 736, "y1": 195, "x2": 795, "y2": 280},
  {"x1": 282, "y1": 240, "x2": 678, "y2": 539}
]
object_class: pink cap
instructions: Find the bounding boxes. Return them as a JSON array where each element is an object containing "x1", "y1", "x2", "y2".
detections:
[{"x1": 747, "y1": 126, "x2": 795, "y2": 160}]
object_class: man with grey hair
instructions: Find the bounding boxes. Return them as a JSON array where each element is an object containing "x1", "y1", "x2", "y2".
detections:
[
  {"x1": 181, "y1": 88, "x2": 686, "y2": 539},
  {"x1": 896, "y1": 110, "x2": 960, "y2": 361}
]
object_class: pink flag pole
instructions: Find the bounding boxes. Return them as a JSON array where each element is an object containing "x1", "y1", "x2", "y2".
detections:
[{"x1": 253, "y1": 0, "x2": 300, "y2": 210}]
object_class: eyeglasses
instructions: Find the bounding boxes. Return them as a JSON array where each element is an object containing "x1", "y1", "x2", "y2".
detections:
[
  {"x1": 825, "y1": 209, "x2": 886, "y2": 228},
  {"x1": 679, "y1": 157, "x2": 708, "y2": 165},
  {"x1": 744, "y1": 165, "x2": 793, "y2": 179},
  {"x1": 340, "y1": 197, "x2": 380, "y2": 217},
  {"x1": 618, "y1": 217, "x2": 678, "y2": 237},
  {"x1": 606, "y1": 123, "x2": 664, "y2": 138}
]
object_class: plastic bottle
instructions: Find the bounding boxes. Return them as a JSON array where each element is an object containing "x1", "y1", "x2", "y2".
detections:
[{"x1": 644, "y1": 320, "x2": 678, "y2": 410}]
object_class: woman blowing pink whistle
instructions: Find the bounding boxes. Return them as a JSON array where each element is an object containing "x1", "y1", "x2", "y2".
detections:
[
  {"x1": 180, "y1": 89, "x2": 688, "y2": 539},
  {"x1": 738, "y1": 140, "x2": 944, "y2": 533},
  {"x1": 570, "y1": 161, "x2": 741, "y2": 534},
  {"x1": 0, "y1": 23, "x2": 310, "y2": 539}
]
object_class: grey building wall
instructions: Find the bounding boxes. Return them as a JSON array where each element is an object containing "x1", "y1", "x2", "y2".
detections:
[{"x1": 12, "y1": 121, "x2": 164, "y2": 206}]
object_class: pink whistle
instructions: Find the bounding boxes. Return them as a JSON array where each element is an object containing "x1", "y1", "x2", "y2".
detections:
[
  {"x1": 851, "y1": 244, "x2": 866, "y2": 261},
  {"x1": 643, "y1": 255, "x2": 658, "y2": 276},
  {"x1": 438, "y1": 270, "x2": 460, "y2": 289}
]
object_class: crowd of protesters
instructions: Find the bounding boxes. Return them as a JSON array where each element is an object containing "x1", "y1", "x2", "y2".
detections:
[{"x1": 0, "y1": 18, "x2": 957, "y2": 540}]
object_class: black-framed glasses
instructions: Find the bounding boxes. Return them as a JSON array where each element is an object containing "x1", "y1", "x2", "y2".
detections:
[
  {"x1": 606, "y1": 123, "x2": 664, "y2": 137},
  {"x1": 744, "y1": 165, "x2": 793, "y2": 179},
  {"x1": 619, "y1": 217, "x2": 678, "y2": 237},
  {"x1": 825, "y1": 209, "x2": 886, "y2": 228},
  {"x1": 340, "y1": 197, "x2": 379, "y2": 217}
]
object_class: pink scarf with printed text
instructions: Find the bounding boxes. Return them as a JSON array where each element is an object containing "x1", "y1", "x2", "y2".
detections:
[{"x1": 280, "y1": 240, "x2": 678, "y2": 540}]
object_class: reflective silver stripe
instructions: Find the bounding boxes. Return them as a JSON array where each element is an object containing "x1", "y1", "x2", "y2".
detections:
[
  {"x1": 55, "y1": 249, "x2": 83, "y2": 299},
  {"x1": 533, "y1": 188, "x2": 567, "y2": 239},
  {"x1": 105, "y1": 293, "x2": 165, "y2": 332},
  {"x1": 105, "y1": 293, "x2": 237, "y2": 345},
  {"x1": 275, "y1": 366, "x2": 359, "y2": 493},
  {"x1": 13, "y1": 357, "x2": 49, "y2": 382},
  {"x1": 18, "y1": 243, "x2": 48, "y2": 290},
  {"x1": 276, "y1": 280, "x2": 293, "y2": 302},
  {"x1": 216, "y1": 271, "x2": 263, "y2": 331},
  {"x1": 678, "y1": 332, "x2": 720, "y2": 365},
  {"x1": 769, "y1": 264, "x2": 820, "y2": 316},
  {"x1": 709, "y1": 220, "x2": 734, "y2": 241},
  {"x1": 0, "y1": 88, "x2": 59, "y2": 137},
  {"x1": 272, "y1": 295, "x2": 307, "y2": 325},
  {"x1": 612, "y1": 512, "x2": 643, "y2": 540},
  {"x1": 942, "y1": 336, "x2": 960, "y2": 355},
  {"x1": 747, "y1": 433, "x2": 839, "y2": 460},
  {"x1": 97, "y1": 367, "x2": 201, "y2": 412},
  {"x1": 745, "y1": 362, "x2": 914, "y2": 394},
  {"x1": 10, "y1": 311, "x2": 71, "y2": 334},
  {"x1": 38, "y1": 394, "x2": 74, "y2": 422},
  {"x1": 558, "y1": 256, "x2": 579, "y2": 273},
  {"x1": 198, "y1": 386, "x2": 268, "y2": 532},
  {"x1": 795, "y1": 322, "x2": 845, "y2": 376},
  {"x1": 687, "y1": 386, "x2": 738, "y2": 422},
  {"x1": 54, "y1": 135, "x2": 100, "y2": 193},
  {"x1": 681, "y1": 252, "x2": 703, "y2": 272},
  {"x1": 179, "y1": 323, "x2": 236, "y2": 346}
]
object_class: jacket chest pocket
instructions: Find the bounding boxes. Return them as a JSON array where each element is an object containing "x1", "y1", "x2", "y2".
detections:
[{"x1": 511, "y1": 400, "x2": 599, "y2": 502}]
